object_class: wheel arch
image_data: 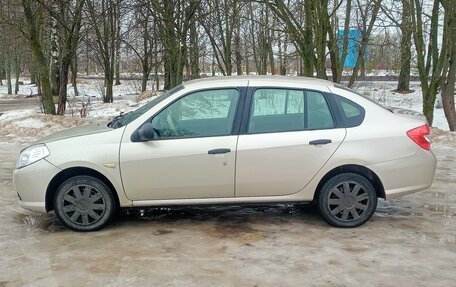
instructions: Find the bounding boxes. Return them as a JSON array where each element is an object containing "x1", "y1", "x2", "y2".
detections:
[
  {"x1": 45, "y1": 167, "x2": 120, "y2": 212},
  {"x1": 314, "y1": 164, "x2": 385, "y2": 201}
]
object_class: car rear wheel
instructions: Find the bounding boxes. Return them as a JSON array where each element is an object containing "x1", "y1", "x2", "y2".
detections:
[
  {"x1": 54, "y1": 176, "x2": 116, "y2": 232},
  {"x1": 317, "y1": 173, "x2": 377, "y2": 227}
]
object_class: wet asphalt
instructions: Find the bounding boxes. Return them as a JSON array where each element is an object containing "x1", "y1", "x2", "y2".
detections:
[{"x1": 0, "y1": 143, "x2": 455, "y2": 286}]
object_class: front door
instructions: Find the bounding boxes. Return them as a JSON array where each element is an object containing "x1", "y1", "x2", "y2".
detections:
[
  {"x1": 120, "y1": 88, "x2": 241, "y2": 200},
  {"x1": 235, "y1": 88, "x2": 346, "y2": 197}
]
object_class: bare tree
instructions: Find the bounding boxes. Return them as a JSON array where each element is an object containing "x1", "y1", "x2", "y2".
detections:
[
  {"x1": 267, "y1": 0, "x2": 315, "y2": 76},
  {"x1": 40, "y1": 0, "x2": 85, "y2": 114},
  {"x1": 199, "y1": 0, "x2": 243, "y2": 76},
  {"x1": 148, "y1": 0, "x2": 199, "y2": 89},
  {"x1": 123, "y1": 1, "x2": 158, "y2": 91},
  {"x1": 327, "y1": 0, "x2": 352, "y2": 83},
  {"x1": 0, "y1": 2, "x2": 13, "y2": 95},
  {"x1": 21, "y1": 0, "x2": 55, "y2": 114},
  {"x1": 347, "y1": 0, "x2": 382, "y2": 88},
  {"x1": 381, "y1": 0, "x2": 413, "y2": 92},
  {"x1": 411, "y1": 0, "x2": 447, "y2": 124},
  {"x1": 86, "y1": 0, "x2": 122, "y2": 103}
]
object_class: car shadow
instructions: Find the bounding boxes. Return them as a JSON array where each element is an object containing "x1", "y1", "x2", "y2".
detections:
[{"x1": 111, "y1": 203, "x2": 325, "y2": 229}]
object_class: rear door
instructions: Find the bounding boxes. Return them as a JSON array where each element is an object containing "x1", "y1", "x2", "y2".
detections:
[{"x1": 235, "y1": 88, "x2": 346, "y2": 197}]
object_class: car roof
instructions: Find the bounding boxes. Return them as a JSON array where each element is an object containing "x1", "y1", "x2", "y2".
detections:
[{"x1": 182, "y1": 75, "x2": 335, "y2": 89}]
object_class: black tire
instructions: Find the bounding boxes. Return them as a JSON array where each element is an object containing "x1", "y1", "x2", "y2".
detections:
[
  {"x1": 54, "y1": 176, "x2": 116, "y2": 232},
  {"x1": 317, "y1": 173, "x2": 377, "y2": 228}
]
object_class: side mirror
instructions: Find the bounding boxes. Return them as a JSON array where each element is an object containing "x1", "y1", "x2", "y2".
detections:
[{"x1": 131, "y1": 122, "x2": 155, "y2": 142}]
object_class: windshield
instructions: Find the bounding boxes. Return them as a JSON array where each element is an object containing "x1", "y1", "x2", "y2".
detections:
[{"x1": 108, "y1": 84, "x2": 184, "y2": 129}]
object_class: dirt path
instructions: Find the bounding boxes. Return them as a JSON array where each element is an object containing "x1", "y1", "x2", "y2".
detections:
[
  {"x1": 0, "y1": 142, "x2": 455, "y2": 287},
  {"x1": 0, "y1": 99, "x2": 37, "y2": 113}
]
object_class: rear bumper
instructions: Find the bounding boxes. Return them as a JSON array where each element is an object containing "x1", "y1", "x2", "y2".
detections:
[{"x1": 367, "y1": 148, "x2": 437, "y2": 199}]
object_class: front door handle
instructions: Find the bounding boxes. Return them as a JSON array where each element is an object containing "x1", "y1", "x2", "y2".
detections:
[
  {"x1": 208, "y1": 148, "x2": 231, "y2": 154},
  {"x1": 309, "y1": 139, "x2": 332, "y2": 145}
]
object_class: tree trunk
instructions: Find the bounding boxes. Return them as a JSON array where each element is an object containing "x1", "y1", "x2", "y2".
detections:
[
  {"x1": 360, "y1": 57, "x2": 366, "y2": 77},
  {"x1": 268, "y1": 16, "x2": 275, "y2": 75},
  {"x1": 50, "y1": 13, "x2": 60, "y2": 97},
  {"x1": 22, "y1": 0, "x2": 55, "y2": 114},
  {"x1": 442, "y1": 77, "x2": 456, "y2": 131},
  {"x1": 441, "y1": 0, "x2": 456, "y2": 131},
  {"x1": 57, "y1": 64, "x2": 69, "y2": 115},
  {"x1": 103, "y1": 53, "x2": 114, "y2": 102},
  {"x1": 115, "y1": 51, "x2": 121, "y2": 85},
  {"x1": 14, "y1": 53, "x2": 20, "y2": 94},
  {"x1": 71, "y1": 55, "x2": 79, "y2": 98},
  {"x1": 141, "y1": 71, "x2": 148, "y2": 92},
  {"x1": 234, "y1": 26, "x2": 242, "y2": 75},
  {"x1": 189, "y1": 20, "x2": 200, "y2": 79},
  {"x1": 154, "y1": 69, "x2": 159, "y2": 91},
  {"x1": 397, "y1": 0, "x2": 412, "y2": 92},
  {"x1": 339, "y1": 0, "x2": 352, "y2": 82},
  {"x1": 314, "y1": 0, "x2": 329, "y2": 79},
  {"x1": 211, "y1": 52, "x2": 216, "y2": 76},
  {"x1": 85, "y1": 34, "x2": 90, "y2": 76},
  {"x1": 302, "y1": 0, "x2": 314, "y2": 76},
  {"x1": 6, "y1": 56, "x2": 12, "y2": 94},
  {"x1": 30, "y1": 67, "x2": 36, "y2": 85},
  {"x1": 423, "y1": 82, "x2": 440, "y2": 124},
  {"x1": 141, "y1": 62, "x2": 149, "y2": 92},
  {"x1": 114, "y1": 1, "x2": 121, "y2": 86},
  {"x1": 105, "y1": 72, "x2": 113, "y2": 103},
  {"x1": 244, "y1": 47, "x2": 249, "y2": 75}
]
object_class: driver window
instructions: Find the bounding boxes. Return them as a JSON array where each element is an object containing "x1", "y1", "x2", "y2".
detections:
[{"x1": 151, "y1": 89, "x2": 240, "y2": 139}]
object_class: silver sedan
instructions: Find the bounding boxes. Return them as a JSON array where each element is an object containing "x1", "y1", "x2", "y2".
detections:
[{"x1": 14, "y1": 76, "x2": 437, "y2": 231}]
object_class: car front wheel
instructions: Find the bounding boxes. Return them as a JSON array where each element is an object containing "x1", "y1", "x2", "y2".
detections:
[
  {"x1": 54, "y1": 175, "x2": 116, "y2": 232},
  {"x1": 317, "y1": 173, "x2": 377, "y2": 228}
]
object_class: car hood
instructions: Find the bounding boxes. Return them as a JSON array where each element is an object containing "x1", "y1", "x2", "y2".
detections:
[
  {"x1": 37, "y1": 123, "x2": 112, "y2": 143},
  {"x1": 387, "y1": 106, "x2": 428, "y2": 122}
]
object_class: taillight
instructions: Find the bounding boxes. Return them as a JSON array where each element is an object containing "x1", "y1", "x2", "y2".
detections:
[{"x1": 407, "y1": 124, "x2": 431, "y2": 150}]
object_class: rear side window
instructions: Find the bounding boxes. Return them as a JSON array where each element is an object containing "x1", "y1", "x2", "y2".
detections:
[
  {"x1": 248, "y1": 89, "x2": 334, "y2": 133},
  {"x1": 333, "y1": 95, "x2": 365, "y2": 127}
]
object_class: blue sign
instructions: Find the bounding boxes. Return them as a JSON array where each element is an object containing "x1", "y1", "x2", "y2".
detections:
[{"x1": 338, "y1": 29, "x2": 362, "y2": 68}]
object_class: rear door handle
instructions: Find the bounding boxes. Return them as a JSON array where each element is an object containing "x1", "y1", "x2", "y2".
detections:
[
  {"x1": 309, "y1": 139, "x2": 332, "y2": 145},
  {"x1": 208, "y1": 148, "x2": 231, "y2": 154}
]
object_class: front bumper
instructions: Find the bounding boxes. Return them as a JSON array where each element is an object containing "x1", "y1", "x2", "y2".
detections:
[
  {"x1": 13, "y1": 159, "x2": 61, "y2": 213},
  {"x1": 367, "y1": 148, "x2": 437, "y2": 199}
]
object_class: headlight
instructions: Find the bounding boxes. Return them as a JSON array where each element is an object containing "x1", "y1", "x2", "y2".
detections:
[{"x1": 16, "y1": 144, "x2": 50, "y2": 169}]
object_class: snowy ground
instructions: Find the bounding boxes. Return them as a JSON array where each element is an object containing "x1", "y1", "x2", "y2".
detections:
[
  {"x1": 352, "y1": 80, "x2": 449, "y2": 131},
  {"x1": 0, "y1": 78, "x2": 163, "y2": 144}
]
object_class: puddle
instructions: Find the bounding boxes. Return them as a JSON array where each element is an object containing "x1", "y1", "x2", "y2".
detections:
[
  {"x1": 15, "y1": 212, "x2": 59, "y2": 231},
  {"x1": 152, "y1": 229, "x2": 173, "y2": 235},
  {"x1": 116, "y1": 204, "x2": 316, "y2": 245},
  {"x1": 122, "y1": 204, "x2": 309, "y2": 223}
]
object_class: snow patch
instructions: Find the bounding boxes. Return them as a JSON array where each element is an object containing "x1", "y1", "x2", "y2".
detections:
[
  {"x1": 86, "y1": 100, "x2": 139, "y2": 119},
  {"x1": 15, "y1": 118, "x2": 46, "y2": 129},
  {"x1": 0, "y1": 109, "x2": 37, "y2": 121}
]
